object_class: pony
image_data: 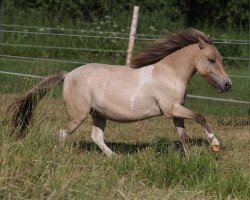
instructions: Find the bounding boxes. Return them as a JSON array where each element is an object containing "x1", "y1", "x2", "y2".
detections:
[{"x1": 9, "y1": 29, "x2": 232, "y2": 156}]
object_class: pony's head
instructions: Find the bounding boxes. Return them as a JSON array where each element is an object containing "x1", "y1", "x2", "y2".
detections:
[{"x1": 194, "y1": 38, "x2": 232, "y2": 93}]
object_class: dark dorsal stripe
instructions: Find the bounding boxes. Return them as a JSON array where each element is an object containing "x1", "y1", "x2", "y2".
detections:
[{"x1": 130, "y1": 28, "x2": 213, "y2": 68}]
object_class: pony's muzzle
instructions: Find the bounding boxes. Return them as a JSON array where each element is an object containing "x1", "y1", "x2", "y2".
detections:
[
  {"x1": 224, "y1": 81, "x2": 232, "y2": 91},
  {"x1": 218, "y1": 78, "x2": 232, "y2": 93}
]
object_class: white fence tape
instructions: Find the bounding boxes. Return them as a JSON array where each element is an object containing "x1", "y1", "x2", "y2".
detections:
[
  {"x1": 187, "y1": 94, "x2": 250, "y2": 105},
  {"x1": 0, "y1": 29, "x2": 130, "y2": 40},
  {"x1": 0, "y1": 55, "x2": 249, "y2": 78},
  {"x1": 1, "y1": 29, "x2": 250, "y2": 45},
  {"x1": 1, "y1": 43, "x2": 249, "y2": 61},
  {"x1": 0, "y1": 70, "x2": 249, "y2": 104},
  {"x1": 0, "y1": 70, "x2": 44, "y2": 79},
  {"x1": 0, "y1": 54, "x2": 85, "y2": 64},
  {"x1": 0, "y1": 43, "x2": 127, "y2": 53},
  {"x1": 1, "y1": 24, "x2": 130, "y2": 36},
  {"x1": 2, "y1": 23, "x2": 250, "y2": 43}
]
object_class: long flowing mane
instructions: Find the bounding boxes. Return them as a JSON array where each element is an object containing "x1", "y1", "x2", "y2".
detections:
[{"x1": 130, "y1": 28, "x2": 213, "y2": 68}]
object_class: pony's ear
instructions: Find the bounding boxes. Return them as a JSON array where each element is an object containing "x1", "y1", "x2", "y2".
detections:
[{"x1": 198, "y1": 37, "x2": 207, "y2": 49}]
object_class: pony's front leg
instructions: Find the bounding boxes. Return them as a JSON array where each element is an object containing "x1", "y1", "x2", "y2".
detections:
[
  {"x1": 171, "y1": 104, "x2": 220, "y2": 151},
  {"x1": 173, "y1": 117, "x2": 190, "y2": 155}
]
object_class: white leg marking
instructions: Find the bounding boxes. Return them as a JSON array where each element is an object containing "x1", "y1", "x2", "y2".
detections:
[
  {"x1": 211, "y1": 137, "x2": 219, "y2": 146},
  {"x1": 205, "y1": 130, "x2": 217, "y2": 143},
  {"x1": 205, "y1": 130, "x2": 220, "y2": 151},
  {"x1": 91, "y1": 126, "x2": 114, "y2": 157},
  {"x1": 59, "y1": 128, "x2": 68, "y2": 145},
  {"x1": 130, "y1": 65, "x2": 154, "y2": 109}
]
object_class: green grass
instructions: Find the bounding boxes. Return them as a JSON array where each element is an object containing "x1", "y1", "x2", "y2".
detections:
[{"x1": 0, "y1": 97, "x2": 249, "y2": 199}]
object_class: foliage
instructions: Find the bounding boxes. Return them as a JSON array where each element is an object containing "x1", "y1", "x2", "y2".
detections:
[
  {"x1": 181, "y1": 0, "x2": 249, "y2": 28},
  {"x1": 3, "y1": 0, "x2": 250, "y2": 29}
]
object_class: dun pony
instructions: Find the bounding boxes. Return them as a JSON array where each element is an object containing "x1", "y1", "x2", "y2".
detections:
[{"x1": 9, "y1": 29, "x2": 232, "y2": 156}]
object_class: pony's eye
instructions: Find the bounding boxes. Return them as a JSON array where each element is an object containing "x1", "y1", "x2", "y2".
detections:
[{"x1": 208, "y1": 58, "x2": 215, "y2": 64}]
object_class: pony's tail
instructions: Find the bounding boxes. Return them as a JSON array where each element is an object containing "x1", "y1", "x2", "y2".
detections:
[{"x1": 8, "y1": 71, "x2": 67, "y2": 138}]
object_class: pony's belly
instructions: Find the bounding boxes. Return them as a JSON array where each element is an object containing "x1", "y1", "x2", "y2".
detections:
[{"x1": 93, "y1": 102, "x2": 162, "y2": 122}]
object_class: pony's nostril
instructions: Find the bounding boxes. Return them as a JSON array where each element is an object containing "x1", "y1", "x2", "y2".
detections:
[{"x1": 225, "y1": 82, "x2": 231, "y2": 90}]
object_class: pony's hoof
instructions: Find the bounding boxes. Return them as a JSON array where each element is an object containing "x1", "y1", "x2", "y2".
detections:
[
  {"x1": 211, "y1": 144, "x2": 220, "y2": 152},
  {"x1": 210, "y1": 137, "x2": 220, "y2": 152}
]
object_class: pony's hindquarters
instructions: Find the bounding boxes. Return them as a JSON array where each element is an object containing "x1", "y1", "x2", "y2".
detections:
[
  {"x1": 60, "y1": 67, "x2": 115, "y2": 156},
  {"x1": 59, "y1": 69, "x2": 92, "y2": 144}
]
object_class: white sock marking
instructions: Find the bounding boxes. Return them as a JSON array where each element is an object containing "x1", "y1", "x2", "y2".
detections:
[
  {"x1": 59, "y1": 129, "x2": 68, "y2": 144},
  {"x1": 91, "y1": 126, "x2": 114, "y2": 156}
]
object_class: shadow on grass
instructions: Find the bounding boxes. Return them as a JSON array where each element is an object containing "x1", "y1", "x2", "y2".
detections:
[
  {"x1": 74, "y1": 137, "x2": 209, "y2": 155},
  {"x1": 152, "y1": 137, "x2": 210, "y2": 155},
  {"x1": 74, "y1": 141, "x2": 150, "y2": 154}
]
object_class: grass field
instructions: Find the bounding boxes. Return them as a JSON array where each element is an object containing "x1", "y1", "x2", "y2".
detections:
[
  {"x1": 0, "y1": 13, "x2": 250, "y2": 199},
  {"x1": 0, "y1": 94, "x2": 249, "y2": 199}
]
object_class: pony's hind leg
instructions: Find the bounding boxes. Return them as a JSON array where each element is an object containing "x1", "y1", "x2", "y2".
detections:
[
  {"x1": 59, "y1": 117, "x2": 87, "y2": 145},
  {"x1": 91, "y1": 113, "x2": 114, "y2": 157},
  {"x1": 59, "y1": 102, "x2": 90, "y2": 145}
]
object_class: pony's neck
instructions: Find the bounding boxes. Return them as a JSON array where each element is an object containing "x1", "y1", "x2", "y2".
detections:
[{"x1": 158, "y1": 44, "x2": 198, "y2": 83}]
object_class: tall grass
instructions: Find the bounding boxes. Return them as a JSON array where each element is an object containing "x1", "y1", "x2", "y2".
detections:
[{"x1": 0, "y1": 110, "x2": 249, "y2": 199}]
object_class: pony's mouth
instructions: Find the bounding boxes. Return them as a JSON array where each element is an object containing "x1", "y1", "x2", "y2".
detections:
[
  {"x1": 212, "y1": 81, "x2": 228, "y2": 93},
  {"x1": 216, "y1": 85, "x2": 225, "y2": 93},
  {"x1": 212, "y1": 82, "x2": 224, "y2": 93},
  {"x1": 211, "y1": 80, "x2": 232, "y2": 93},
  {"x1": 204, "y1": 76, "x2": 226, "y2": 93}
]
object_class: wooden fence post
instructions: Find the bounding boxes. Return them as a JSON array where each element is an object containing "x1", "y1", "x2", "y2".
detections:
[{"x1": 126, "y1": 6, "x2": 139, "y2": 66}]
